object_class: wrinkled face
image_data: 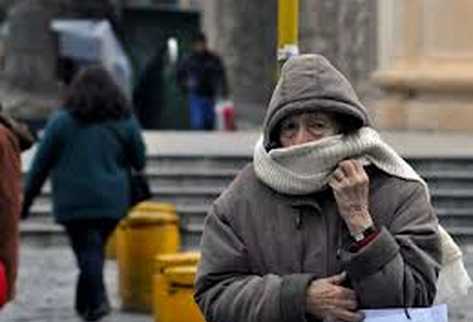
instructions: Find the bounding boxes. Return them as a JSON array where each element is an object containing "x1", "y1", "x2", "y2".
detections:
[{"x1": 278, "y1": 111, "x2": 341, "y2": 147}]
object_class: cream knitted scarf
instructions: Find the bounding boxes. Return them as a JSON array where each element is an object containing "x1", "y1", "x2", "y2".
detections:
[{"x1": 254, "y1": 127, "x2": 471, "y2": 304}]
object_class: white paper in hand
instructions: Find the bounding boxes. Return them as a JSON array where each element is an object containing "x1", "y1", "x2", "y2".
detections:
[{"x1": 362, "y1": 304, "x2": 447, "y2": 322}]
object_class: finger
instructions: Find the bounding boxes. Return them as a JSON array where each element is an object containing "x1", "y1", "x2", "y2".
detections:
[
  {"x1": 338, "y1": 286, "x2": 357, "y2": 301},
  {"x1": 326, "y1": 272, "x2": 347, "y2": 285},
  {"x1": 352, "y1": 160, "x2": 369, "y2": 181},
  {"x1": 339, "y1": 160, "x2": 357, "y2": 177},
  {"x1": 328, "y1": 177, "x2": 342, "y2": 190},
  {"x1": 332, "y1": 168, "x2": 345, "y2": 182},
  {"x1": 332, "y1": 309, "x2": 365, "y2": 322},
  {"x1": 352, "y1": 160, "x2": 364, "y2": 173},
  {"x1": 331, "y1": 298, "x2": 358, "y2": 311}
]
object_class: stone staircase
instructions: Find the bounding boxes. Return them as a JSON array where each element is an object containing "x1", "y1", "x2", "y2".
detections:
[
  {"x1": 22, "y1": 154, "x2": 251, "y2": 249},
  {"x1": 410, "y1": 158, "x2": 473, "y2": 242},
  {"x1": 21, "y1": 134, "x2": 473, "y2": 248}
]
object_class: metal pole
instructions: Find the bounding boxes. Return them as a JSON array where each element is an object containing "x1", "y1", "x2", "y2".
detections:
[{"x1": 278, "y1": 0, "x2": 299, "y2": 71}]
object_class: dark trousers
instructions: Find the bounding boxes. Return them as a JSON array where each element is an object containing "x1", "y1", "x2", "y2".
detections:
[{"x1": 63, "y1": 219, "x2": 119, "y2": 316}]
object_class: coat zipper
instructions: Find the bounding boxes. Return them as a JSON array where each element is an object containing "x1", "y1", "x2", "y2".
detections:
[
  {"x1": 336, "y1": 219, "x2": 343, "y2": 262},
  {"x1": 295, "y1": 211, "x2": 302, "y2": 230},
  {"x1": 324, "y1": 212, "x2": 330, "y2": 276},
  {"x1": 297, "y1": 209, "x2": 305, "y2": 272}
]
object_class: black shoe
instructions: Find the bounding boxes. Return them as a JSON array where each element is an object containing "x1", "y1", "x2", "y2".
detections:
[{"x1": 82, "y1": 301, "x2": 111, "y2": 322}]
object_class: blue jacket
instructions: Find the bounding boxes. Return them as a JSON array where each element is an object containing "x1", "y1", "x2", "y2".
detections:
[{"x1": 23, "y1": 110, "x2": 146, "y2": 223}]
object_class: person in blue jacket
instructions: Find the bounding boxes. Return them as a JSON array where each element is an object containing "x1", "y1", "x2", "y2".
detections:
[{"x1": 22, "y1": 66, "x2": 146, "y2": 321}]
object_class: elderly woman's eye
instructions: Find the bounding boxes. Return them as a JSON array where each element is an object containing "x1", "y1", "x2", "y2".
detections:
[
  {"x1": 280, "y1": 121, "x2": 297, "y2": 136},
  {"x1": 307, "y1": 120, "x2": 326, "y2": 129}
]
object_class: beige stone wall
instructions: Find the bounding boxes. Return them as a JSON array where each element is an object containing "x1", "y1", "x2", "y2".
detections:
[{"x1": 374, "y1": 0, "x2": 473, "y2": 131}]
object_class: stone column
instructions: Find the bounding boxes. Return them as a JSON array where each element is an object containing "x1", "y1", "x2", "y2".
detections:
[
  {"x1": 0, "y1": 0, "x2": 61, "y2": 120},
  {"x1": 299, "y1": 0, "x2": 378, "y2": 98},
  {"x1": 3, "y1": 0, "x2": 57, "y2": 92},
  {"x1": 373, "y1": 0, "x2": 473, "y2": 131},
  {"x1": 202, "y1": 0, "x2": 277, "y2": 127}
]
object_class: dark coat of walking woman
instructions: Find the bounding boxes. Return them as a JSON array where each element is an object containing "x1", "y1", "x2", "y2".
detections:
[{"x1": 22, "y1": 66, "x2": 146, "y2": 321}]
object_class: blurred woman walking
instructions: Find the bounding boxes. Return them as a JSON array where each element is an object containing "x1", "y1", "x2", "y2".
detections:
[{"x1": 22, "y1": 66, "x2": 146, "y2": 321}]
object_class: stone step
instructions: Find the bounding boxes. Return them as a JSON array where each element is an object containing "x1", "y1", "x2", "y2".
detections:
[
  {"x1": 151, "y1": 186, "x2": 223, "y2": 207},
  {"x1": 20, "y1": 217, "x2": 206, "y2": 249},
  {"x1": 32, "y1": 164, "x2": 236, "y2": 185},
  {"x1": 35, "y1": 186, "x2": 224, "y2": 207},
  {"x1": 421, "y1": 171, "x2": 473, "y2": 179},
  {"x1": 146, "y1": 168, "x2": 238, "y2": 189},
  {"x1": 19, "y1": 221, "x2": 68, "y2": 247},
  {"x1": 436, "y1": 208, "x2": 473, "y2": 228},
  {"x1": 431, "y1": 189, "x2": 473, "y2": 209},
  {"x1": 29, "y1": 203, "x2": 210, "y2": 225},
  {"x1": 180, "y1": 224, "x2": 204, "y2": 250},
  {"x1": 147, "y1": 155, "x2": 251, "y2": 172},
  {"x1": 408, "y1": 158, "x2": 473, "y2": 172},
  {"x1": 29, "y1": 202, "x2": 473, "y2": 229},
  {"x1": 20, "y1": 212, "x2": 473, "y2": 248},
  {"x1": 444, "y1": 227, "x2": 473, "y2": 244},
  {"x1": 425, "y1": 180, "x2": 473, "y2": 190},
  {"x1": 421, "y1": 171, "x2": 473, "y2": 189}
]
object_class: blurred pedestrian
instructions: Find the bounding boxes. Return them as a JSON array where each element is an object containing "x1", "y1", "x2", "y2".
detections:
[
  {"x1": 177, "y1": 31, "x2": 229, "y2": 130},
  {"x1": 195, "y1": 54, "x2": 470, "y2": 322},
  {"x1": 0, "y1": 108, "x2": 35, "y2": 309},
  {"x1": 133, "y1": 45, "x2": 166, "y2": 129},
  {"x1": 22, "y1": 66, "x2": 146, "y2": 321}
]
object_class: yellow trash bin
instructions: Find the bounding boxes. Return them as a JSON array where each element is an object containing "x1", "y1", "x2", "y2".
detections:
[
  {"x1": 152, "y1": 252, "x2": 201, "y2": 322},
  {"x1": 105, "y1": 230, "x2": 118, "y2": 259},
  {"x1": 117, "y1": 208, "x2": 180, "y2": 312},
  {"x1": 134, "y1": 201, "x2": 177, "y2": 214},
  {"x1": 106, "y1": 202, "x2": 176, "y2": 259},
  {"x1": 156, "y1": 265, "x2": 205, "y2": 322}
]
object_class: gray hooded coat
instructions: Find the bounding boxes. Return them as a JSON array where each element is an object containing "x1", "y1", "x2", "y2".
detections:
[{"x1": 195, "y1": 55, "x2": 442, "y2": 322}]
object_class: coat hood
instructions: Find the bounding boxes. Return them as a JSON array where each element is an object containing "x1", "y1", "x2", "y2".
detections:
[{"x1": 263, "y1": 54, "x2": 371, "y2": 149}]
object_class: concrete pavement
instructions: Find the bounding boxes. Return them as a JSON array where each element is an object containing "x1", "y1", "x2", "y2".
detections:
[
  {"x1": 0, "y1": 241, "x2": 151, "y2": 322},
  {"x1": 1, "y1": 240, "x2": 473, "y2": 321}
]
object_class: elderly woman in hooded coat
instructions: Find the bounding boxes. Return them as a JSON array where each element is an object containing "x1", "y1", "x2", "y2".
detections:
[{"x1": 194, "y1": 54, "x2": 471, "y2": 322}]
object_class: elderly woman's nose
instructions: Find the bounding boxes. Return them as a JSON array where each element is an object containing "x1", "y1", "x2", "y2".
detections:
[{"x1": 294, "y1": 127, "x2": 317, "y2": 144}]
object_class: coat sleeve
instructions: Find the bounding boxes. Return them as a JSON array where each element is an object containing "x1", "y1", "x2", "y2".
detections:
[
  {"x1": 23, "y1": 114, "x2": 64, "y2": 215},
  {"x1": 340, "y1": 182, "x2": 442, "y2": 308},
  {"x1": 194, "y1": 204, "x2": 316, "y2": 322}
]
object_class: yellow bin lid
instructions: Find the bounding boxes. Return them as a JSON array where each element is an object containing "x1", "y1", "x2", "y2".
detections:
[
  {"x1": 132, "y1": 201, "x2": 176, "y2": 214},
  {"x1": 154, "y1": 251, "x2": 201, "y2": 272},
  {"x1": 164, "y1": 266, "x2": 197, "y2": 286},
  {"x1": 125, "y1": 211, "x2": 179, "y2": 227}
]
